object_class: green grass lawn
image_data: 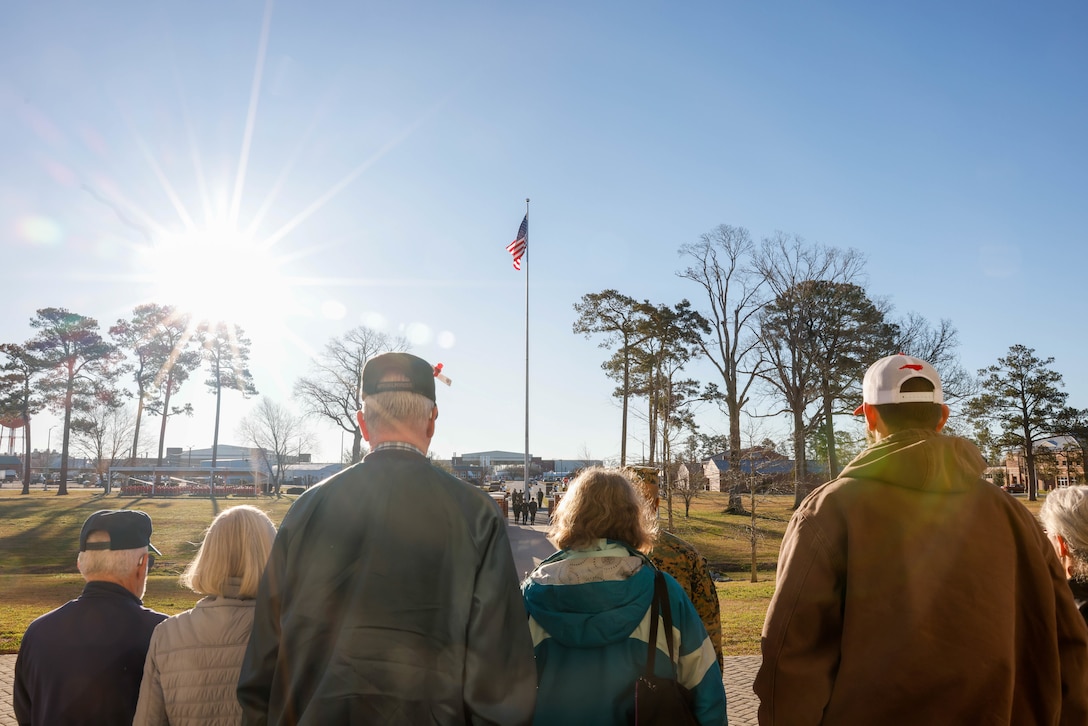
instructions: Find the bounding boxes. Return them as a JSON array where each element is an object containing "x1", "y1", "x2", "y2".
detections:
[
  {"x1": 0, "y1": 487, "x2": 296, "y2": 653},
  {"x1": 0, "y1": 484, "x2": 1045, "y2": 656}
]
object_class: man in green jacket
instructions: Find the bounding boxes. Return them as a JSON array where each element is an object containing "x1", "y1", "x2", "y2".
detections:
[
  {"x1": 238, "y1": 353, "x2": 537, "y2": 725},
  {"x1": 755, "y1": 354, "x2": 1088, "y2": 725}
]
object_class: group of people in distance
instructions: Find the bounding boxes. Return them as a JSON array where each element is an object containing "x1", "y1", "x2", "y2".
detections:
[
  {"x1": 12, "y1": 351, "x2": 1088, "y2": 725},
  {"x1": 511, "y1": 489, "x2": 539, "y2": 525}
]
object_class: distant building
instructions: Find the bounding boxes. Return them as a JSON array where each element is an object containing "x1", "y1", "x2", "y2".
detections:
[
  {"x1": 702, "y1": 446, "x2": 823, "y2": 492},
  {"x1": 1001, "y1": 435, "x2": 1084, "y2": 491}
]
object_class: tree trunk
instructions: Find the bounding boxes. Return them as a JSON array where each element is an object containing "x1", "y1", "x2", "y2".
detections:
[
  {"x1": 792, "y1": 408, "x2": 807, "y2": 508},
  {"x1": 57, "y1": 371, "x2": 73, "y2": 496},
  {"x1": 20, "y1": 419, "x2": 31, "y2": 495},
  {"x1": 620, "y1": 347, "x2": 630, "y2": 466},
  {"x1": 156, "y1": 375, "x2": 174, "y2": 465},
  {"x1": 822, "y1": 385, "x2": 839, "y2": 477},
  {"x1": 131, "y1": 394, "x2": 145, "y2": 464},
  {"x1": 750, "y1": 487, "x2": 759, "y2": 583}
]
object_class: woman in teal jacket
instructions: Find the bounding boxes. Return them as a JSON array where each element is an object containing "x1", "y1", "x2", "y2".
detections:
[{"x1": 522, "y1": 467, "x2": 726, "y2": 726}]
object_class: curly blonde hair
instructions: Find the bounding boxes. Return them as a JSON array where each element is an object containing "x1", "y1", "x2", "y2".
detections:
[{"x1": 547, "y1": 467, "x2": 657, "y2": 553}]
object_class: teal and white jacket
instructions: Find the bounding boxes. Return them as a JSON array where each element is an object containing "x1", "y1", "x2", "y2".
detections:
[{"x1": 522, "y1": 539, "x2": 727, "y2": 726}]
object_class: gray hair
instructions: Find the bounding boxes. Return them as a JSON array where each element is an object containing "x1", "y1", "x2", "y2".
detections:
[
  {"x1": 1039, "y1": 485, "x2": 1088, "y2": 580},
  {"x1": 363, "y1": 389, "x2": 434, "y2": 437},
  {"x1": 77, "y1": 530, "x2": 145, "y2": 580}
]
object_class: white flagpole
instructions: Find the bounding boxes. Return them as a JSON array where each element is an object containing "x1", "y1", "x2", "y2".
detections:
[{"x1": 523, "y1": 198, "x2": 530, "y2": 500}]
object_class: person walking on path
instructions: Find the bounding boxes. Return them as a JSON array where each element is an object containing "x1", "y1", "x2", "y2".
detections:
[
  {"x1": 14, "y1": 509, "x2": 167, "y2": 726},
  {"x1": 237, "y1": 353, "x2": 537, "y2": 725},
  {"x1": 755, "y1": 354, "x2": 1088, "y2": 725},
  {"x1": 527, "y1": 497, "x2": 538, "y2": 525}
]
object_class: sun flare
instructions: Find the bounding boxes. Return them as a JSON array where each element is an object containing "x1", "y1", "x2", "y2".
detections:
[{"x1": 138, "y1": 223, "x2": 296, "y2": 335}]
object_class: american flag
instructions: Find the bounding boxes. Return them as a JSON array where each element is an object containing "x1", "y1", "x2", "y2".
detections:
[{"x1": 506, "y1": 214, "x2": 528, "y2": 271}]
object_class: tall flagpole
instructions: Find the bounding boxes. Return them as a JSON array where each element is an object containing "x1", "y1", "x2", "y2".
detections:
[{"x1": 523, "y1": 198, "x2": 530, "y2": 499}]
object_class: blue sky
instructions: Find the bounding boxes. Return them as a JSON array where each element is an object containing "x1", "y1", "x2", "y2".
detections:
[{"x1": 2, "y1": 1, "x2": 1085, "y2": 465}]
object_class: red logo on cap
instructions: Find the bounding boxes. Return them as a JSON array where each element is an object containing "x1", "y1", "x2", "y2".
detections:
[{"x1": 899, "y1": 364, "x2": 923, "y2": 371}]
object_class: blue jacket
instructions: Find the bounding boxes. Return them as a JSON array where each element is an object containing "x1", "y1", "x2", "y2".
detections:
[{"x1": 522, "y1": 540, "x2": 726, "y2": 726}]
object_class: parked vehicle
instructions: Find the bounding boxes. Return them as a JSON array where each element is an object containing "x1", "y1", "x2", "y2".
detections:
[{"x1": 1003, "y1": 482, "x2": 1026, "y2": 494}]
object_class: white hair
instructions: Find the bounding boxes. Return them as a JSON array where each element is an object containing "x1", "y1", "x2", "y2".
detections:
[
  {"x1": 77, "y1": 531, "x2": 145, "y2": 580},
  {"x1": 363, "y1": 389, "x2": 434, "y2": 437},
  {"x1": 1040, "y1": 485, "x2": 1088, "y2": 580}
]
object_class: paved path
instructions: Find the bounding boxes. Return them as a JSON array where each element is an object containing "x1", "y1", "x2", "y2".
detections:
[
  {"x1": 2, "y1": 516, "x2": 762, "y2": 725},
  {"x1": 1, "y1": 654, "x2": 14, "y2": 726}
]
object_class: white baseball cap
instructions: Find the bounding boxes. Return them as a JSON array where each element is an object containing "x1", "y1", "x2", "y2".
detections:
[{"x1": 853, "y1": 353, "x2": 943, "y2": 415}]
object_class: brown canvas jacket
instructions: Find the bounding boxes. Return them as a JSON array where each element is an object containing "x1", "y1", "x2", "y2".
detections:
[{"x1": 755, "y1": 429, "x2": 1088, "y2": 725}]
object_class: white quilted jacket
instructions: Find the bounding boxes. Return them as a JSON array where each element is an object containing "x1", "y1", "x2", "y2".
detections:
[{"x1": 133, "y1": 581, "x2": 255, "y2": 726}]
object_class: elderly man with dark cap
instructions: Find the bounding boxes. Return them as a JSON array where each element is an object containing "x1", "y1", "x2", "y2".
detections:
[
  {"x1": 14, "y1": 509, "x2": 167, "y2": 725},
  {"x1": 238, "y1": 352, "x2": 537, "y2": 725},
  {"x1": 755, "y1": 354, "x2": 1088, "y2": 725}
]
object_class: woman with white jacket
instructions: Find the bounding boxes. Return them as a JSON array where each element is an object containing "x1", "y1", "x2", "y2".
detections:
[{"x1": 134, "y1": 505, "x2": 276, "y2": 726}]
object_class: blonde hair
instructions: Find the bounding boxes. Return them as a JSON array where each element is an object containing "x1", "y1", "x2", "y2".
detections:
[
  {"x1": 363, "y1": 389, "x2": 434, "y2": 438},
  {"x1": 181, "y1": 505, "x2": 277, "y2": 598},
  {"x1": 547, "y1": 467, "x2": 656, "y2": 553},
  {"x1": 1040, "y1": 486, "x2": 1088, "y2": 580},
  {"x1": 77, "y1": 531, "x2": 145, "y2": 580}
]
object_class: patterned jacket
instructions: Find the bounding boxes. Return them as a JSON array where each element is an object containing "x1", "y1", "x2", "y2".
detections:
[{"x1": 650, "y1": 530, "x2": 723, "y2": 666}]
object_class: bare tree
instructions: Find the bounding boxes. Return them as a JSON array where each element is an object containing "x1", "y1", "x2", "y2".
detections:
[
  {"x1": 678, "y1": 224, "x2": 767, "y2": 513},
  {"x1": 238, "y1": 397, "x2": 313, "y2": 496},
  {"x1": 294, "y1": 326, "x2": 407, "y2": 464},
  {"x1": 893, "y1": 313, "x2": 974, "y2": 409},
  {"x1": 70, "y1": 403, "x2": 137, "y2": 481},
  {"x1": 754, "y1": 234, "x2": 867, "y2": 507}
]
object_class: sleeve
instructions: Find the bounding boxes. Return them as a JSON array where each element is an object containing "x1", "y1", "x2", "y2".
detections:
[
  {"x1": 665, "y1": 574, "x2": 726, "y2": 726},
  {"x1": 13, "y1": 642, "x2": 33, "y2": 726},
  {"x1": 464, "y1": 511, "x2": 538, "y2": 726},
  {"x1": 132, "y1": 628, "x2": 168, "y2": 726},
  {"x1": 753, "y1": 512, "x2": 843, "y2": 725},
  {"x1": 236, "y1": 527, "x2": 289, "y2": 726},
  {"x1": 688, "y1": 549, "x2": 723, "y2": 667}
]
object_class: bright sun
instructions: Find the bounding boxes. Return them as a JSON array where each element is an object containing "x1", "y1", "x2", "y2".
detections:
[{"x1": 138, "y1": 223, "x2": 296, "y2": 334}]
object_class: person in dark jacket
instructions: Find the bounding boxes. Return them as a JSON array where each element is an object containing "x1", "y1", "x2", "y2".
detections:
[
  {"x1": 1039, "y1": 484, "x2": 1088, "y2": 626},
  {"x1": 14, "y1": 509, "x2": 167, "y2": 726},
  {"x1": 527, "y1": 497, "x2": 538, "y2": 525},
  {"x1": 755, "y1": 354, "x2": 1088, "y2": 725},
  {"x1": 237, "y1": 353, "x2": 537, "y2": 725}
]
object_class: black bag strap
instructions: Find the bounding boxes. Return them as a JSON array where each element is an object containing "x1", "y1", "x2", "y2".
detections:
[{"x1": 644, "y1": 569, "x2": 677, "y2": 677}]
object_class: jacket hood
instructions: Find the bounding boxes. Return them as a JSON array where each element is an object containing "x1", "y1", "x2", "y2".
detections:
[
  {"x1": 523, "y1": 543, "x2": 653, "y2": 648},
  {"x1": 838, "y1": 429, "x2": 987, "y2": 493}
]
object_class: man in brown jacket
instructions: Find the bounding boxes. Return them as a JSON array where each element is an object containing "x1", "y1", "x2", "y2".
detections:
[{"x1": 754, "y1": 354, "x2": 1088, "y2": 725}]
